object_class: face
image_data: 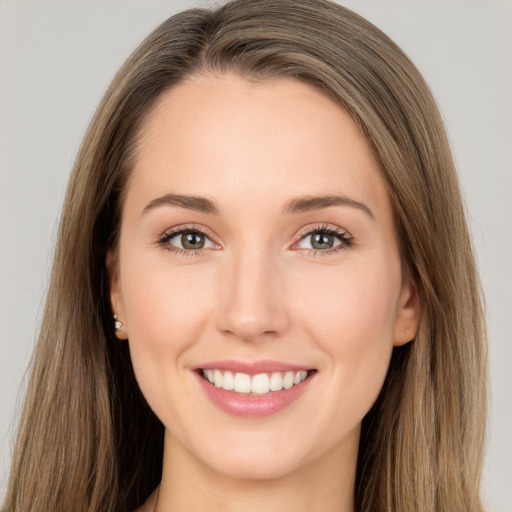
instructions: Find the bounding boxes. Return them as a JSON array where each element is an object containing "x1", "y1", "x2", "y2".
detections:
[{"x1": 109, "y1": 74, "x2": 419, "y2": 480}]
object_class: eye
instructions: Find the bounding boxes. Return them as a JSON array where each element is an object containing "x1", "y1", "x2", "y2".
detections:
[
  {"x1": 158, "y1": 227, "x2": 219, "y2": 254},
  {"x1": 294, "y1": 225, "x2": 352, "y2": 253},
  {"x1": 169, "y1": 231, "x2": 213, "y2": 250}
]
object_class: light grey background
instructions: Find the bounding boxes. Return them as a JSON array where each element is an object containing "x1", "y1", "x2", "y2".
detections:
[{"x1": 1, "y1": 1, "x2": 510, "y2": 510}]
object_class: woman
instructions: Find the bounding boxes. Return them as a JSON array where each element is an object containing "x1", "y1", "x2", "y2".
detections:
[{"x1": 3, "y1": 0, "x2": 487, "y2": 511}]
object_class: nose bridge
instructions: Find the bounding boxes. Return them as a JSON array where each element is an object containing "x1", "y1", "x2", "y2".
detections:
[{"x1": 217, "y1": 240, "x2": 289, "y2": 341}]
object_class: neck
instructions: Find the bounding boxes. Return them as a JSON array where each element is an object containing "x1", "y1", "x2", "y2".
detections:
[{"x1": 152, "y1": 428, "x2": 358, "y2": 512}]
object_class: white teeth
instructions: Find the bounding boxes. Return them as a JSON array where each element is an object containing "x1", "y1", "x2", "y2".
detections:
[
  {"x1": 269, "y1": 372, "x2": 283, "y2": 391},
  {"x1": 294, "y1": 370, "x2": 308, "y2": 385},
  {"x1": 213, "y1": 369, "x2": 223, "y2": 388},
  {"x1": 223, "y1": 371, "x2": 234, "y2": 390},
  {"x1": 234, "y1": 372, "x2": 251, "y2": 393},
  {"x1": 283, "y1": 371, "x2": 294, "y2": 389},
  {"x1": 251, "y1": 373, "x2": 270, "y2": 394},
  {"x1": 202, "y1": 369, "x2": 309, "y2": 395}
]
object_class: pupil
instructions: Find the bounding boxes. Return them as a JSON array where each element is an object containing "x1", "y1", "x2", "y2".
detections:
[
  {"x1": 182, "y1": 232, "x2": 205, "y2": 250},
  {"x1": 312, "y1": 232, "x2": 333, "y2": 250}
]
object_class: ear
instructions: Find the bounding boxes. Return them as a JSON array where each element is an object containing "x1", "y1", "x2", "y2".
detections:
[
  {"x1": 393, "y1": 272, "x2": 421, "y2": 347},
  {"x1": 106, "y1": 250, "x2": 128, "y2": 340}
]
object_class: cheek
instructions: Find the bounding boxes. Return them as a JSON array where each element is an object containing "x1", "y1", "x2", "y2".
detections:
[
  {"x1": 122, "y1": 258, "x2": 214, "y2": 338},
  {"x1": 294, "y1": 262, "x2": 400, "y2": 408},
  {"x1": 119, "y1": 260, "x2": 216, "y2": 396},
  {"x1": 296, "y1": 260, "x2": 400, "y2": 341}
]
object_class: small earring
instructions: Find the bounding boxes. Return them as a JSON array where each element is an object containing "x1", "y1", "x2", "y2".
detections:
[
  {"x1": 114, "y1": 314, "x2": 123, "y2": 330},
  {"x1": 113, "y1": 314, "x2": 128, "y2": 340}
]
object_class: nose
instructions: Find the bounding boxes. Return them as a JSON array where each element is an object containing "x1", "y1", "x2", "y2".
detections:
[{"x1": 216, "y1": 246, "x2": 290, "y2": 342}]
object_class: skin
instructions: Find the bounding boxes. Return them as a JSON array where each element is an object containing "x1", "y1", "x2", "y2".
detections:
[{"x1": 109, "y1": 74, "x2": 420, "y2": 512}]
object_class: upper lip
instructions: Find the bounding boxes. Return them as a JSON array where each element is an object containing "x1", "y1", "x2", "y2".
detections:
[{"x1": 194, "y1": 360, "x2": 314, "y2": 375}]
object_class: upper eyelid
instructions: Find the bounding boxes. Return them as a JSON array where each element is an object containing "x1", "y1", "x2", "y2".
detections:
[
  {"x1": 295, "y1": 223, "x2": 351, "y2": 239},
  {"x1": 159, "y1": 224, "x2": 215, "y2": 240}
]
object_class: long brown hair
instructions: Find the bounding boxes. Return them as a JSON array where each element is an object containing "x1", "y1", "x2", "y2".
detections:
[{"x1": 4, "y1": 1, "x2": 487, "y2": 511}]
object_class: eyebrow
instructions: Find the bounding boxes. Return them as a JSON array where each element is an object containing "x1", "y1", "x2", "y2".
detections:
[
  {"x1": 283, "y1": 194, "x2": 374, "y2": 219},
  {"x1": 142, "y1": 192, "x2": 374, "y2": 219},
  {"x1": 143, "y1": 193, "x2": 220, "y2": 215}
]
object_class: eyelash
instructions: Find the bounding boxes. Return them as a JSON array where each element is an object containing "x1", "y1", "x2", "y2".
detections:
[
  {"x1": 157, "y1": 225, "x2": 217, "y2": 257},
  {"x1": 157, "y1": 223, "x2": 353, "y2": 257},
  {"x1": 294, "y1": 224, "x2": 353, "y2": 257}
]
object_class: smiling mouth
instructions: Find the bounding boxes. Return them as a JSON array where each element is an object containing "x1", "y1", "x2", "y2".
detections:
[{"x1": 198, "y1": 369, "x2": 315, "y2": 396}]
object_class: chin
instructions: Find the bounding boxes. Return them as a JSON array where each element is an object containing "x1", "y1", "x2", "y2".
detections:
[
  {"x1": 206, "y1": 451, "x2": 303, "y2": 481},
  {"x1": 192, "y1": 427, "x2": 336, "y2": 482}
]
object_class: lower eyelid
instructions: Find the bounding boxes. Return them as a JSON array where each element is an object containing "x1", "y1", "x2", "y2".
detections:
[{"x1": 165, "y1": 247, "x2": 204, "y2": 257}]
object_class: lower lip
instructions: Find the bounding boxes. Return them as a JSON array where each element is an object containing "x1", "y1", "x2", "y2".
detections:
[{"x1": 195, "y1": 372, "x2": 314, "y2": 418}]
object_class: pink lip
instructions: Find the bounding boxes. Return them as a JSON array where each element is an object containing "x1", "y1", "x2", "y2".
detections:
[{"x1": 193, "y1": 361, "x2": 316, "y2": 418}]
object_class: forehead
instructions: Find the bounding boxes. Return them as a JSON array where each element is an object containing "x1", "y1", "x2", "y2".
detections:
[{"x1": 127, "y1": 73, "x2": 388, "y2": 219}]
